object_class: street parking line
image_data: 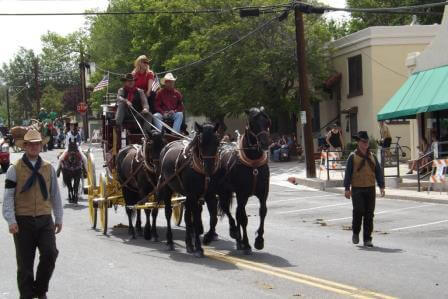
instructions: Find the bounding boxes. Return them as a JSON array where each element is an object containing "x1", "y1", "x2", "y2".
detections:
[
  {"x1": 206, "y1": 249, "x2": 396, "y2": 299},
  {"x1": 325, "y1": 204, "x2": 434, "y2": 222},
  {"x1": 390, "y1": 219, "x2": 448, "y2": 231},
  {"x1": 247, "y1": 194, "x2": 337, "y2": 207},
  {"x1": 277, "y1": 203, "x2": 349, "y2": 214}
]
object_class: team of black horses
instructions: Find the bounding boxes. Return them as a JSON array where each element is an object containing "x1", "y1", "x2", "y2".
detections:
[{"x1": 115, "y1": 107, "x2": 271, "y2": 257}]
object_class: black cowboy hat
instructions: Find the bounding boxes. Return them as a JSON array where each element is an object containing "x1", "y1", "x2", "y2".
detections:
[
  {"x1": 353, "y1": 131, "x2": 369, "y2": 141},
  {"x1": 120, "y1": 73, "x2": 136, "y2": 82}
]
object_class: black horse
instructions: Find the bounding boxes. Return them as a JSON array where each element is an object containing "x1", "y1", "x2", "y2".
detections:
[
  {"x1": 157, "y1": 122, "x2": 220, "y2": 257},
  {"x1": 216, "y1": 107, "x2": 271, "y2": 254},
  {"x1": 115, "y1": 131, "x2": 165, "y2": 240},
  {"x1": 60, "y1": 140, "x2": 83, "y2": 204}
]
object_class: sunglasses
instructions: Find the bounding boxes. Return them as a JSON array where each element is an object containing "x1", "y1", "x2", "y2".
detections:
[{"x1": 359, "y1": 139, "x2": 369, "y2": 144}]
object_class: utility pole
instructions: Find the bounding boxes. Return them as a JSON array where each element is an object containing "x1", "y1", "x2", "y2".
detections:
[
  {"x1": 6, "y1": 88, "x2": 11, "y2": 130},
  {"x1": 79, "y1": 41, "x2": 89, "y2": 142},
  {"x1": 295, "y1": 5, "x2": 316, "y2": 178},
  {"x1": 33, "y1": 58, "x2": 41, "y2": 112}
]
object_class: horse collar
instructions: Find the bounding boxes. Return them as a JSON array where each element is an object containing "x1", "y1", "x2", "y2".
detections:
[{"x1": 237, "y1": 134, "x2": 268, "y2": 168}]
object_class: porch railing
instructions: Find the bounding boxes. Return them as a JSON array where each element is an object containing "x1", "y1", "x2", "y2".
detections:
[{"x1": 417, "y1": 151, "x2": 434, "y2": 192}]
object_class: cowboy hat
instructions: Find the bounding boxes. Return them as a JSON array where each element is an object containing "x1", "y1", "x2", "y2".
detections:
[
  {"x1": 15, "y1": 129, "x2": 50, "y2": 149},
  {"x1": 161, "y1": 73, "x2": 177, "y2": 85},
  {"x1": 352, "y1": 131, "x2": 369, "y2": 142},
  {"x1": 134, "y1": 55, "x2": 151, "y2": 66},
  {"x1": 120, "y1": 73, "x2": 136, "y2": 82}
]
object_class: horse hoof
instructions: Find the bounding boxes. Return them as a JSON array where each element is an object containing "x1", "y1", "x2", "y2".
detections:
[
  {"x1": 254, "y1": 237, "x2": 264, "y2": 250},
  {"x1": 144, "y1": 233, "x2": 151, "y2": 241},
  {"x1": 236, "y1": 242, "x2": 243, "y2": 251},
  {"x1": 186, "y1": 245, "x2": 194, "y2": 254},
  {"x1": 204, "y1": 232, "x2": 219, "y2": 244},
  {"x1": 153, "y1": 237, "x2": 159, "y2": 242},
  {"x1": 167, "y1": 243, "x2": 175, "y2": 251},
  {"x1": 243, "y1": 248, "x2": 252, "y2": 255},
  {"x1": 194, "y1": 250, "x2": 204, "y2": 258}
]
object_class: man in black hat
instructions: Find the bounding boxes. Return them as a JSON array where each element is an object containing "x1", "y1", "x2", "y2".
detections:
[
  {"x1": 115, "y1": 73, "x2": 152, "y2": 135},
  {"x1": 344, "y1": 131, "x2": 385, "y2": 247}
]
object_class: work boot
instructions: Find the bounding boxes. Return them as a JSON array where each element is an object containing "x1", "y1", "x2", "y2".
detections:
[
  {"x1": 352, "y1": 234, "x2": 359, "y2": 245},
  {"x1": 364, "y1": 240, "x2": 373, "y2": 247}
]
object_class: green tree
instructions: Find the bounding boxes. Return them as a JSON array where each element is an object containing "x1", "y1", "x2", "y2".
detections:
[
  {"x1": 347, "y1": 0, "x2": 444, "y2": 33},
  {"x1": 41, "y1": 85, "x2": 64, "y2": 116},
  {"x1": 87, "y1": 0, "x2": 335, "y2": 132}
]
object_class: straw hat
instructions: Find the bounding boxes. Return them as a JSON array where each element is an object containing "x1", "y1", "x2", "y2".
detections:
[
  {"x1": 15, "y1": 129, "x2": 50, "y2": 149},
  {"x1": 160, "y1": 73, "x2": 177, "y2": 85}
]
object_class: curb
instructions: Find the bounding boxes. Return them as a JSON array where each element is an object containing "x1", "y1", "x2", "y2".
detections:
[
  {"x1": 290, "y1": 177, "x2": 448, "y2": 205},
  {"x1": 325, "y1": 187, "x2": 448, "y2": 205}
]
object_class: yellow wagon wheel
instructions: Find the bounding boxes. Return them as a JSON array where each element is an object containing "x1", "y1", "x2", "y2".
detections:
[
  {"x1": 99, "y1": 173, "x2": 109, "y2": 235},
  {"x1": 173, "y1": 201, "x2": 184, "y2": 227},
  {"x1": 87, "y1": 152, "x2": 98, "y2": 229}
]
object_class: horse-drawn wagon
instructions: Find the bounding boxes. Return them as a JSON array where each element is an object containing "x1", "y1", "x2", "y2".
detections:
[{"x1": 85, "y1": 103, "x2": 185, "y2": 235}]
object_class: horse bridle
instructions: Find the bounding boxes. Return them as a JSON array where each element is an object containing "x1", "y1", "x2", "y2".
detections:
[
  {"x1": 196, "y1": 134, "x2": 219, "y2": 176},
  {"x1": 245, "y1": 113, "x2": 271, "y2": 150}
]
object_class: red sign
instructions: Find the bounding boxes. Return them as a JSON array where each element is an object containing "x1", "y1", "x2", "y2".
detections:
[{"x1": 77, "y1": 102, "x2": 88, "y2": 114}]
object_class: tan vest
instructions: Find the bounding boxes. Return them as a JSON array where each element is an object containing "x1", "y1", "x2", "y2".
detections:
[
  {"x1": 351, "y1": 153, "x2": 376, "y2": 188},
  {"x1": 14, "y1": 158, "x2": 53, "y2": 217}
]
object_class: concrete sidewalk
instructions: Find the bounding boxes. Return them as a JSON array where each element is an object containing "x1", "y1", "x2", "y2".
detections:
[{"x1": 269, "y1": 160, "x2": 448, "y2": 204}]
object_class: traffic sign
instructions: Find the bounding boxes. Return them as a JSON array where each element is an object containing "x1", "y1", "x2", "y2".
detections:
[{"x1": 77, "y1": 102, "x2": 88, "y2": 114}]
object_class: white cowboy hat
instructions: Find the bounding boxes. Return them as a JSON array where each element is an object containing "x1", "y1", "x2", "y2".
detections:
[
  {"x1": 160, "y1": 73, "x2": 177, "y2": 85},
  {"x1": 15, "y1": 129, "x2": 49, "y2": 149}
]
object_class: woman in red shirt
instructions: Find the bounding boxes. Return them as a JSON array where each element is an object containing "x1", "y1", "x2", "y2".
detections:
[{"x1": 132, "y1": 55, "x2": 155, "y2": 98}]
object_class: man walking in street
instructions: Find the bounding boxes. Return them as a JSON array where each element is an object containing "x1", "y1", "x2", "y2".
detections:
[
  {"x1": 344, "y1": 131, "x2": 385, "y2": 247},
  {"x1": 2, "y1": 129, "x2": 63, "y2": 299}
]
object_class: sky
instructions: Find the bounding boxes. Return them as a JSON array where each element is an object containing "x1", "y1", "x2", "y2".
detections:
[{"x1": 0, "y1": 0, "x2": 348, "y2": 66}]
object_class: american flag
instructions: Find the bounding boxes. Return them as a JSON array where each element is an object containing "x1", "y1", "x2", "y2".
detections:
[
  {"x1": 152, "y1": 75, "x2": 160, "y2": 92},
  {"x1": 93, "y1": 74, "x2": 109, "y2": 92}
]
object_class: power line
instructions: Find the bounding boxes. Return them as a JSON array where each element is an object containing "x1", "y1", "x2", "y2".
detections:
[
  {"x1": 0, "y1": 1, "x2": 446, "y2": 16},
  {"x1": 295, "y1": 0, "x2": 446, "y2": 15},
  {"x1": 0, "y1": 3, "x2": 291, "y2": 16}
]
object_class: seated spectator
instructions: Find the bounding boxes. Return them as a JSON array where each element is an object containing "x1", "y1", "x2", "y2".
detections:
[{"x1": 407, "y1": 137, "x2": 430, "y2": 174}]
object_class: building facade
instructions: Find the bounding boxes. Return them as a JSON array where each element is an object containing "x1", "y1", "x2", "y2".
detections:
[{"x1": 323, "y1": 25, "x2": 438, "y2": 149}]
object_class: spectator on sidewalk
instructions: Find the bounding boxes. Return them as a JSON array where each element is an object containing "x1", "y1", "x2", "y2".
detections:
[
  {"x1": 379, "y1": 121, "x2": 392, "y2": 163},
  {"x1": 2, "y1": 129, "x2": 63, "y2": 299},
  {"x1": 326, "y1": 123, "x2": 344, "y2": 157},
  {"x1": 407, "y1": 137, "x2": 430, "y2": 175},
  {"x1": 344, "y1": 131, "x2": 385, "y2": 247}
]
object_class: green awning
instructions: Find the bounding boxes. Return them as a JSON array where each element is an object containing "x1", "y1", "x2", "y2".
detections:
[{"x1": 377, "y1": 65, "x2": 448, "y2": 121}]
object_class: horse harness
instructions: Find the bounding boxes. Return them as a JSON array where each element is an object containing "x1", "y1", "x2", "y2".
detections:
[
  {"x1": 120, "y1": 142, "x2": 157, "y2": 193},
  {"x1": 222, "y1": 133, "x2": 268, "y2": 196},
  {"x1": 160, "y1": 138, "x2": 219, "y2": 198}
]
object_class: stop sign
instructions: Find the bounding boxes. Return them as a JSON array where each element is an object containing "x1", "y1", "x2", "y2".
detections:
[{"x1": 77, "y1": 102, "x2": 88, "y2": 114}]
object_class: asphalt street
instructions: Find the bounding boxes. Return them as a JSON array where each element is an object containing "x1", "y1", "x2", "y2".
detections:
[{"x1": 1, "y1": 147, "x2": 448, "y2": 298}]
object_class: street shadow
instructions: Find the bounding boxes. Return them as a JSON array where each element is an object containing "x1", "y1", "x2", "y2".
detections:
[
  {"x1": 357, "y1": 246, "x2": 403, "y2": 253},
  {"x1": 63, "y1": 203, "x2": 87, "y2": 210}
]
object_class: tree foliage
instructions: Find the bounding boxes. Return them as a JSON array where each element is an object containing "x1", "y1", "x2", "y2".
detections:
[
  {"x1": 41, "y1": 85, "x2": 64, "y2": 115},
  {"x1": 87, "y1": 0, "x2": 335, "y2": 131}
]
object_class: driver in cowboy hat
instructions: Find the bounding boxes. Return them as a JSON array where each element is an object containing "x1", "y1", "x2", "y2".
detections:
[
  {"x1": 115, "y1": 73, "x2": 152, "y2": 136},
  {"x1": 154, "y1": 72, "x2": 184, "y2": 133},
  {"x1": 344, "y1": 131, "x2": 385, "y2": 247},
  {"x1": 2, "y1": 129, "x2": 62, "y2": 299}
]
